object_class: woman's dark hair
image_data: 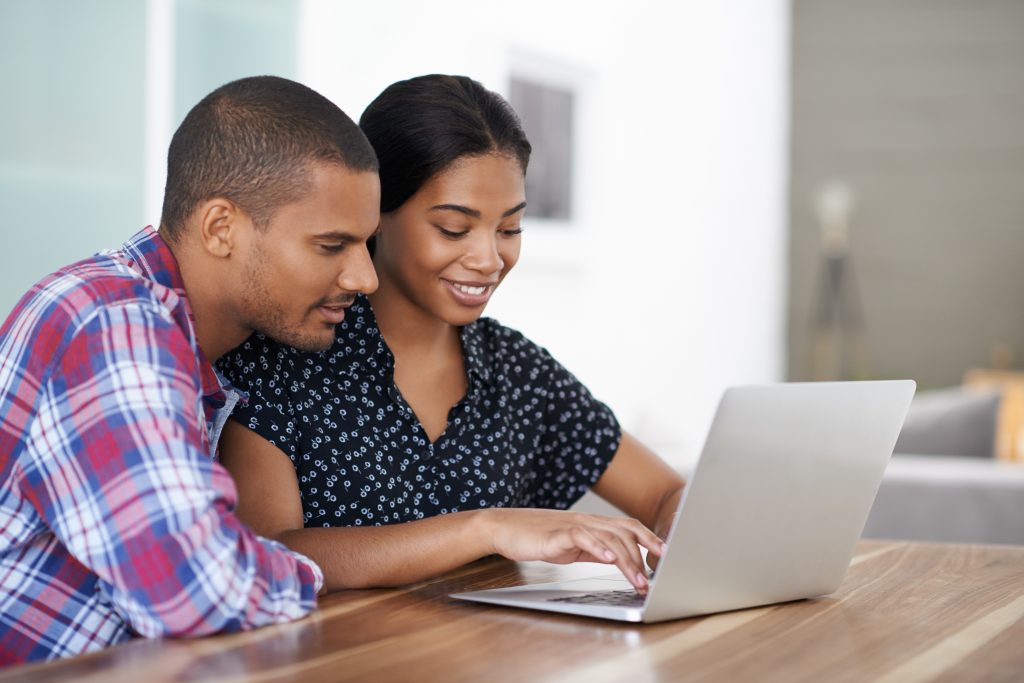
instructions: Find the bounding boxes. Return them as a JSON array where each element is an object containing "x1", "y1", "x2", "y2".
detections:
[
  {"x1": 359, "y1": 75, "x2": 532, "y2": 213},
  {"x1": 161, "y1": 75, "x2": 377, "y2": 240}
]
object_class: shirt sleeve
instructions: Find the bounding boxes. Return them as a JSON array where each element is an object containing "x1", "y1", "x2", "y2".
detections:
[
  {"x1": 23, "y1": 303, "x2": 320, "y2": 638},
  {"x1": 522, "y1": 343, "x2": 622, "y2": 510},
  {"x1": 217, "y1": 333, "x2": 302, "y2": 462}
]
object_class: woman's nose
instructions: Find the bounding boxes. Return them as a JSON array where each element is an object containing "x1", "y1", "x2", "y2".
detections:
[{"x1": 464, "y1": 233, "x2": 503, "y2": 275}]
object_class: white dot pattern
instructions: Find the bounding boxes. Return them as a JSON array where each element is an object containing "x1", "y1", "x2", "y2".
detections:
[{"x1": 217, "y1": 295, "x2": 621, "y2": 527}]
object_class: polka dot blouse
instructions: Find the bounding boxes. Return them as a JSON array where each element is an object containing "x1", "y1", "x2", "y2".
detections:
[{"x1": 216, "y1": 295, "x2": 622, "y2": 528}]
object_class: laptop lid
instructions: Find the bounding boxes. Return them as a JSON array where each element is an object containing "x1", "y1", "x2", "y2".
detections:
[{"x1": 641, "y1": 380, "x2": 916, "y2": 621}]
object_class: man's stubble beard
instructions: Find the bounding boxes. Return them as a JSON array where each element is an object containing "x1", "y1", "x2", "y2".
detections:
[{"x1": 240, "y1": 240, "x2": 334, "y2": 353}]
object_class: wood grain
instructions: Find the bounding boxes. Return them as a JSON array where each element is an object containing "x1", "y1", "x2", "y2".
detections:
[{"x1": 3, "y1": 541, "x2": 1023, "y2": 682}]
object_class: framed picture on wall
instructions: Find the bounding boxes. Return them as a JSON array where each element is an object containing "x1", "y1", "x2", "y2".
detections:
[
  {"x1": 509, "y1": 76, "x2": 574, "y2": 222},
  {"x1": 504, "y1": 50, "x2": 594, "y2": 270}
]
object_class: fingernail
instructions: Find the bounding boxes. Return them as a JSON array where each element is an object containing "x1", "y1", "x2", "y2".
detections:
[
  {"x1": 603, "y1": 549, "x2": 616, "y2": 562},
  {"x1": 635, "y1": 572, "x2": 648, "y2": 587},
  {"x1": 661, "y1": 543, "x2": 668, "y2": 554}
]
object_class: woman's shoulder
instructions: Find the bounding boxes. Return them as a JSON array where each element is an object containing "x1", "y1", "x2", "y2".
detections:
[{"x1": 464, "y1": 316, "x2": 558, "y2": 376}]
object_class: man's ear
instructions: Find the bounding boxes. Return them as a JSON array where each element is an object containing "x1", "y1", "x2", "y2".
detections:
[{"x1": 196, "y1": 197, "x2": 247, "y2": 258}]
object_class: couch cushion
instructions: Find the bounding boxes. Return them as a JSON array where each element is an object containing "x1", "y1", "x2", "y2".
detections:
[
  {"x1": 863, "y1": 454, "x2": 1024, "y2": 544},
  {"x1": 894, "y1": 387, "x2": 1000, "y2": 458}
]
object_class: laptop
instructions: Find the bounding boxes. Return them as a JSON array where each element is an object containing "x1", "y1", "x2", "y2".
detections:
[{"x1": 450, "y1": 380, "x2": 916, "y2": 623}]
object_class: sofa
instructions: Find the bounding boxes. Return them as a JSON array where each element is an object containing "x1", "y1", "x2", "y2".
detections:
[
  {"x1": 863, "y1": 385, "x2": 1024, "y2": 545},
  {"x1": 862, "y1": 453, "x2": 1024, "y2": 544}
]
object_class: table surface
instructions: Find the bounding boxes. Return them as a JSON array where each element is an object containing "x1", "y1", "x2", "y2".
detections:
[{"x1": 4, "y1": 540, "x2": 1024, "y2": 683}]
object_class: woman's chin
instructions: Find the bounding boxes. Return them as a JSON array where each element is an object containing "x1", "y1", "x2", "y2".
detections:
[{"x1": 437, "y1": 302, "x2": 488, "y2": 327}]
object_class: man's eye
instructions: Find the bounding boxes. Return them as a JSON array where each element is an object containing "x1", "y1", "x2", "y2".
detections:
[{"x1": 318, "y1": 243, "x2": 344, "y2": 253}]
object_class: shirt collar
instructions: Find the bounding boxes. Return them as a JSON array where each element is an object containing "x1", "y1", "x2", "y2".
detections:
[
  {"x1": 460, "y1": 321, "x2": 494, "y2": 387},
  {"x1": 344, "y1": 295, "x2": 393, "y2": 374},
  {"x1": 118, "y1": 226, "x2": 227, "y2": 404},
  {"x1": 120, "y1": 225, "x2": 188, "y2": 294},
  {"x1": 350, "y1": 295, "x2": 495, "y2": 387}
]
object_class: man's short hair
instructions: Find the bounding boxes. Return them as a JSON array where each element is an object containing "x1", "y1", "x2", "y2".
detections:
[{"x1": 160, "y1": 75, "x2": 378, "y2": 239}]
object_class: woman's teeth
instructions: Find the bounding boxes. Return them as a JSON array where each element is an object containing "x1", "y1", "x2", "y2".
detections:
[{"x1": 454, "y1": 283, "x2": 487, "y2": 295}]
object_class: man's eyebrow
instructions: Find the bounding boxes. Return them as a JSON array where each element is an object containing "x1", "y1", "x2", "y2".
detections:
[
  {"x1": 429, "y1": 201, "x2": 528, "y2": 219},
  {"x1": 311, "y1": 230, "x2": 360, "y2": 242}
]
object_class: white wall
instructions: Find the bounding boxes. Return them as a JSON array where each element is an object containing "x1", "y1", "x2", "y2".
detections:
[{"x1": 299, "y1": 0, "x2": 790, "y2": 469}]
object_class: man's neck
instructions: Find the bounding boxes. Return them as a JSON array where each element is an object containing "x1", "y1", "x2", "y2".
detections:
[{"x1": 168, "y1": 239, "x2": 248, "y2": 361}]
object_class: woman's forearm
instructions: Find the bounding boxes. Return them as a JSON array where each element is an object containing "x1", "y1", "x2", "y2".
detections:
[
  {"x1": 278, "y1": 509, "x2": 493, "y2": 591},
  {"x1": 275, "y1": 507, "x2": 665, "y2": 593}
]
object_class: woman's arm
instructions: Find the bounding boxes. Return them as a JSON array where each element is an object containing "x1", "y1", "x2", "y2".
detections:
[
  {"x1": 590, "y1": 431, "x2": 687, "y2": 543},
  {"x1": 219, "y1": 420, "x2": 665, "y2": 593}
]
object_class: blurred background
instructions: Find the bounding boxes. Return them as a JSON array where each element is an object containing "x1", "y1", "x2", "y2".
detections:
[{"x1": 2, "y1": 0, "x2": 1022, "y2": 540}]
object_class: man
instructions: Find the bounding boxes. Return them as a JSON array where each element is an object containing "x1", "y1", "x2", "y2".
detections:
[{"x1": 0, "y1": 76, "x2": 381, "y2": 663}]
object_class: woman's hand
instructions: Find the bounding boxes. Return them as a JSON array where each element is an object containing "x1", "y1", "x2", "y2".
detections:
[
  {"x1": 477, "y1": 508, "x2": 666, "y2": 594},
  {"x1": 589, "y1": 431, "x2": 686, "y2": 573}
]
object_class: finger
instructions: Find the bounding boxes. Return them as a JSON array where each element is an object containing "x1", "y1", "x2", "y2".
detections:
[
  {"x1": 647, "y1": 548, "x2": 663, "y2": 573},
  {"x1": 613, "y1": 517, "x2": 668, "y2": 557},
  {"x1": 646, "y1": 551, "x2": 660, "y2": 571},
  {"x1": 596, "y1": 527, "x2": 646, "y2": 577},
  {"x1": 566, "y1": 526, "x2": 618, "y2": 565},
  {"x1": 582, "y1": 515, "x2": 666, "y2": 559},
  {"x1": 597, "y1": 530, "x2": 649, "y2": 593},
  {"x1": 569, "y1": 525, "x2": 649, "y2": 594}
]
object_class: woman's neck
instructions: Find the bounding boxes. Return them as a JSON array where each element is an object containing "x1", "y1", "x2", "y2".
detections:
[{"x1": 369, "y1": 275, "x2": 460, "y2": 358}]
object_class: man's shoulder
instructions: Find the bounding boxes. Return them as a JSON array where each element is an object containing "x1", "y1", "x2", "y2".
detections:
[
  {"x1": 0, "y1": 249, "x2": 198, "y2": 441},
  {"x1": 32, "y1": 252, "x2": 173, "y2": 325},
  {"x1": 2, "y1": 252, "x2": 184, "y2": 370}
]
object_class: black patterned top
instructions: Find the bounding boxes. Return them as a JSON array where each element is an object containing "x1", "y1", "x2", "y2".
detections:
[{"x1": 216, "y1": 295, "x2": 621, "y2": 527}]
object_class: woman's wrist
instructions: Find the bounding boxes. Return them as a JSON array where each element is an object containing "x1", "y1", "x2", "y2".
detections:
[
  {"x1": 654, "y1": 486, "x2": 685, "y2": 540},
  {"x1": 463, "y1": 507, "x2": 502, "y2": 557}
]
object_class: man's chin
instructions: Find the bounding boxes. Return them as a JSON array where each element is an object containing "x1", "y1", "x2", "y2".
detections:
[
  {"x1": 264, "y1": 325, "x2": 335, "y2": 353},
  {"x1": 291, "y1": 338, "x2": 334, "y2": 353}
]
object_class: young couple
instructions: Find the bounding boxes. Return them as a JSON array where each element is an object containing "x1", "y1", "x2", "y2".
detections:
[{"x1": 0, "y1": 74, "x2": 683, "y2": 663}]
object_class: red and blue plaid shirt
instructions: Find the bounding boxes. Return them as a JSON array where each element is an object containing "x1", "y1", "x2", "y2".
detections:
[{"x1": 0, "y1": 227, "x2": 323, "y2": 664}]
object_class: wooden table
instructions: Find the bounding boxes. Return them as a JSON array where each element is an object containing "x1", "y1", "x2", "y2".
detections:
[{"x1": 4, "y1": 540, "x2": 1024, "y2": 682}]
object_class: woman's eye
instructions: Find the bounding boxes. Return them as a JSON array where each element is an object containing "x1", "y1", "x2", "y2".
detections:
[
  {"x1": 500, "y1": 227, "x2": 524, "y2": 236},
  {"x1": 436, "y1": 226, "x2": 469, "y2": 239}
]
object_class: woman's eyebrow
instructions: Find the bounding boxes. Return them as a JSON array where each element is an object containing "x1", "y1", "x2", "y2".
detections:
[
  {"x1": 502, "y1": 202, "x2": 527, "y2": 217},
  {"x1": 430, "y1": 204, "x2": 481, "y2": 218},
  {"x1": 429, "y1": 201, "x2": 528, "y2": 218}
]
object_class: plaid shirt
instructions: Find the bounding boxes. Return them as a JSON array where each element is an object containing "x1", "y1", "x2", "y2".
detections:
[{"x1": 0, "y1": 227, "x2": 323, "y2": 664}]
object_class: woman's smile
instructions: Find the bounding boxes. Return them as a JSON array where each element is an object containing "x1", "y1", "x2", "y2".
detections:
[{"x1": 443, "y1": 278, "x2": 497, "y2": 307}]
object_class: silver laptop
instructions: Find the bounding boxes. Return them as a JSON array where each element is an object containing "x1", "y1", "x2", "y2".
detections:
[{"x1": 450, "y1": 380, "x2": 916, "y2": 623}]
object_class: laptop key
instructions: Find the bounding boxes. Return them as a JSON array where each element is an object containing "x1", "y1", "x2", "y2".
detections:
[{"x1": 548, "y1": 589, "x2": 645, "y2": 607}]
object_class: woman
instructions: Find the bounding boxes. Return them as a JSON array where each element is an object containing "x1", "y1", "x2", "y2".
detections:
[{"x1": 217, "y1": 75, "x2": 685, "y2": 594}]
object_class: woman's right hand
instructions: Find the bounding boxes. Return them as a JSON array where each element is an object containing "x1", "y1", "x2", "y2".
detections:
[{"x1": 475, "y1": 508, "x2": 666, "y2": 594}]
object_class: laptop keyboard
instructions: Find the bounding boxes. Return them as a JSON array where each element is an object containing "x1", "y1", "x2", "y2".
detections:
[{"x1": 548, "y1": 589, "x2": 646, "y2": 608}]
